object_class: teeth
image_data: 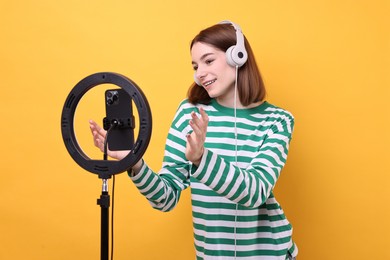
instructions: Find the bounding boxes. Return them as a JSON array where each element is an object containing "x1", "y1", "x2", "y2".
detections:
[{"x1": 204, "y1": 80, "x2": 216, "y2": 86}]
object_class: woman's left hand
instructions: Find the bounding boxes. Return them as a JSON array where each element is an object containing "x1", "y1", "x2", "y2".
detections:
[{"x1": 186, "y1": 107, "x2": 209, "y2": 166}]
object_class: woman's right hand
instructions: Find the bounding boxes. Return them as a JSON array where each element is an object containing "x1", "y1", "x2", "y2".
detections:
[{"x1": 89, "y1": 120, "x2": 130, "y2": 160}]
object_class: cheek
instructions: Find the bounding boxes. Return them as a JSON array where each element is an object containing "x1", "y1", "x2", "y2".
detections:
[{"x1": 222, "y1": 66, "x2": 237, "y2": 84}]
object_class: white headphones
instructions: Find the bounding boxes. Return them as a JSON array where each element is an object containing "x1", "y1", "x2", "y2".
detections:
[{"x1": 194, "y1": 20, "x2": 248, "y2": 86}]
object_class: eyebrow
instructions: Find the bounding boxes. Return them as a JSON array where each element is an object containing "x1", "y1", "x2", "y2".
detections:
[{"x1": 191, "y1": 53, "x2": 214, "y2": 65}]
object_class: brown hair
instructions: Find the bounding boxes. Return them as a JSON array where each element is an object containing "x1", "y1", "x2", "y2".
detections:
[{"x1": 187, "y1": 23, "x2": 266, "y2": 106}]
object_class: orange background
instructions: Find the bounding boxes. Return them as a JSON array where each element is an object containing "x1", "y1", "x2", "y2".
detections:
[{"x1": 1, "y1": 1, "x2": 389, "y2": 259}]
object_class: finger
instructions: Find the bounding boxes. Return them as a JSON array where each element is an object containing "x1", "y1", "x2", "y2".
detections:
[
  {"x1": 194, "y1": 108, "x2": 208, "y2": 131},
  {"x1": 186, "y1": 133, "x2": 198, "y2": 152},
  {"x1": 89, "y1": 120, "x2": 99, "y2": 130},
  {"x1": 92, "y1": 132, "x2": 101, "y2": 148},
  {"x1": 89, "y1": 120, "x2": 97, "y2": 133},
  {"x1": 90, "y1": 121, "x2": 101, "y2": 146},
  {"x1": 191, "y1": 110, "x2": 207, "y2": 131},
  {"x1": 89, "y1": 121, "x2": 102, "y2": 138},
  {"x1": 191, "y1": 111, "x2": 201, "y2": 126},
  {"x1": 199, "y1": 107, "x2": 209, "y2": 124},
  {"x1": 189, "y1": 119, "x2": 202, "y2": 135},
  {"x1": 189, "y1": 111, "x2": 203, "y2": 134},
  {"x1": 91, "y1": 127, "x2": 102, "y2": 141},
  {"x1": 91, "y1": 128, "x2": 106, "y2": 151},
  {"x1": 91, "y1": 121, "x2": 107, "y2": 138},
  {"x1": 95, "y1": 136, "x2": 105, "y2": 150}
]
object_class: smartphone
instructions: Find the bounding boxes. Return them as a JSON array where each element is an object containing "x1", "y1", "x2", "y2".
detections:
[{"x1": 103, "y1": 88, "x2": 135, "y2": 151}]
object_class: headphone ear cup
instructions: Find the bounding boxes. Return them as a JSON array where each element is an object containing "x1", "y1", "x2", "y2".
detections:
[
  {"x1": 225, "y1": 46, "x2": 237, "y2": 67},
  {"x1": 226, "y1": 45, "x2": 248, "y2": 67},
  {"x1": 194, "y1": 73, "x2": 202, "y2": 86}
]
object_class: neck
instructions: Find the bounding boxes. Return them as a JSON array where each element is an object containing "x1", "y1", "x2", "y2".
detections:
[{"x1": 216, "y1": 96, "x2": 264, "y2": 109}]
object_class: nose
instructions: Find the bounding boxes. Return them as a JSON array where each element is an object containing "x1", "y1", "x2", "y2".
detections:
[{"x1": 194, "y1": 67, "x2": 206, "y2": 83}]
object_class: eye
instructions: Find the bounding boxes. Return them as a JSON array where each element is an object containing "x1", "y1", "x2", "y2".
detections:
[
  {"x1": 192, "y1": 65, "x2": 198, "y2": 71},
  {"x1": 205, "y1": 59, "x2": 214, "y2": 65}
]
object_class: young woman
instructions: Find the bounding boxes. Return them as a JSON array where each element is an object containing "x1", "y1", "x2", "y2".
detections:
[{"x1": 90, "y1": 21, "x2": 298, "y2": 259}]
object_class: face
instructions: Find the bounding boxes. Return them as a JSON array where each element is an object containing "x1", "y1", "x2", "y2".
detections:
[{"x1": 191, "y1": 42, "x2": 236, "y2": 104}]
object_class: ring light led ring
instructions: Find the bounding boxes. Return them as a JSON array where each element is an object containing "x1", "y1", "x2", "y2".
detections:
[{"x1": 61, "y1": 72, "x2": 152, "y2": 179}]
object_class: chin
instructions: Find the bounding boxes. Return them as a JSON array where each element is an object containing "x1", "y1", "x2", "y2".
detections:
[
  {"x1": 205, "y1": 90, "x2": 220, "y2": 98},
  {"x1": 207, "y1": 93, "x2": 218, "y2": 99}
]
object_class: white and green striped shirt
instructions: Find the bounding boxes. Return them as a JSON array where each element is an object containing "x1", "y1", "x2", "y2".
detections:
[{"x1": 129, "y1": 99, "x2": 298, "y2": 259}]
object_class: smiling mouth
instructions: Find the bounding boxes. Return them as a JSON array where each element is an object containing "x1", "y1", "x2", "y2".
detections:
[{"x1": 203, "y1": 79, "x2": 216, "y2": 87}]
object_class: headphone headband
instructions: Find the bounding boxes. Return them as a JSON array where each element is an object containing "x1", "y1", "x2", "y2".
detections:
[{"x1": 219, "y1": 20, "x2": 248, "y2": 67}]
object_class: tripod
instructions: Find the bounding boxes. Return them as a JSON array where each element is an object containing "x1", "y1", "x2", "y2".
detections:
[
  {"x1": 61, "y1": 72, "x2": 152, "y2": 260},
  {"x1": 97, "y1": 178, "x2": 111, "y2": 260}
]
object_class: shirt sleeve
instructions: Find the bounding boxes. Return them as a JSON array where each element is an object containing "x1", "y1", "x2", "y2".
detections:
[
  {"x1": 128, "y1": 101, "x2": 194, "y2": 212},
  {"x1": 190, "y1": 115, "x2": 294, "y2": 208}
]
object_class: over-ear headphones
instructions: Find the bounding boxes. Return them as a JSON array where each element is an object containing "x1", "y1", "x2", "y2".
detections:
[
  {"x1": 194, "y1": 20, "x2": 248, "y2": 86},
  {"x1": 220, "y1": 20, "x2": 248, "y2": 68}
]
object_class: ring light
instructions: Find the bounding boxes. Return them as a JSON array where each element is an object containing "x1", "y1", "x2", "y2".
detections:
[{"x1": 61, "y1": 72, "x2": 152, "y2": 179}]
